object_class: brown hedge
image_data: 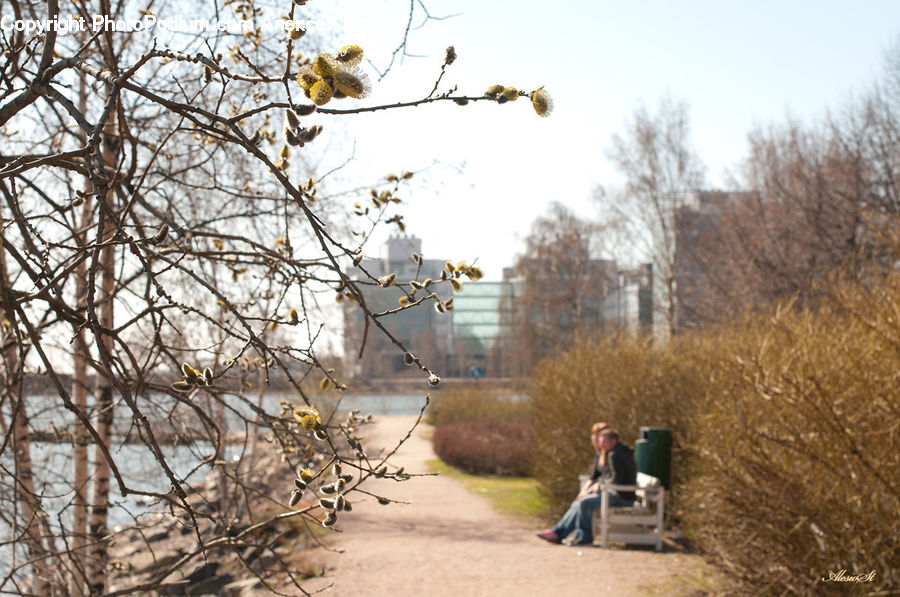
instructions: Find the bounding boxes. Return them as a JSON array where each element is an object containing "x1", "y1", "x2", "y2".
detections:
[
  {"x1": 432, "y1": 418, "x2": 535, "y2": 476},
  {"x1": 529, "y1": 273, "x2": 900, "y2": 595}
]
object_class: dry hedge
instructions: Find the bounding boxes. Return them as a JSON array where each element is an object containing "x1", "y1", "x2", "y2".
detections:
[
  {"x1": 530, "y1": 274, "x2": 900, "y2": 596},
  {"x1": 432, "y1": 419, "x2": 534, "y2": 476},
  {"x1": 530, "y1": 331, "x2": 711, "y2": 517},
  {"x1": 683, "y1": 277, "x2": 900, "y2": 595},
  {"x1": 429, "y1": 387, "x2": 534, "y2": 476}
]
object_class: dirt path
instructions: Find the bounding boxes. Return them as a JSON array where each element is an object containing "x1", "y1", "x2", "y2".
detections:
[{"x1": 301, "y1": 415, "x2": 697, "y2": 597}]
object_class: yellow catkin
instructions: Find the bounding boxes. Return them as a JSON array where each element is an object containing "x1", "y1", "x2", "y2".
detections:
[
  {"x1": 485, "y1": 85, "x2": 505, "y2": 98},
  {"x1": 296, "y1": 66, "x2": 319, "y2": 90},
  {"x1": 310, "y1": 80, "x2": 333, "y2": 106},
  {"x1": 332, "y1": 69, "x2": 370, "y2": 99},
  {"x1": 336, "y1": 44, "x2": 364, "y2": 66},
  {"x1": 532, "y1": 87, "x2": 554, "y2": 117},
  {"x1": 312, "y1": 53, "x2": 337, "y2": 77},
  {"x1": 501, "y1": 86, "x2": 519, "y2": 102},
  {"x1": 287, "y1": 24, "x2": 305, "y2": 40}
]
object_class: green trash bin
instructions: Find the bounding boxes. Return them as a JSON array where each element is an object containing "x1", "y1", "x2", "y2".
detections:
[{"x1": 633, "y1": 427, "x2": 671, "y2": 489}]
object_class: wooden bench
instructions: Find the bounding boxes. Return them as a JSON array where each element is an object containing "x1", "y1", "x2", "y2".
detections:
[{"x1": 594, "y1": 472, "x2": 665, "y2": 551}]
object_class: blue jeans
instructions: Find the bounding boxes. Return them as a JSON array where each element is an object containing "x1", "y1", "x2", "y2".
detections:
[{"x1": 552, "y1": 490, "x2": 634, "y2": 543}]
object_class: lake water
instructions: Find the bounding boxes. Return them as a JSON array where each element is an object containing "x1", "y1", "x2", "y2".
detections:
[{"x1": 4, "y1": 392, "x2": 432, "y2": 558}]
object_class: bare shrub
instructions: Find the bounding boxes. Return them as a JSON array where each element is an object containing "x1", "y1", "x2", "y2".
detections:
[
  {"x1": 682, "y1": 272, "x2": 900, "y2": 596},
  {"x1": 429, "y1": 386, "x2": 534, "y2": 476},
  {"x1": 530, "y1": 274, "x2": 900, "y2": 594},
  {"x1": 529, "y1": 331, "x2": 709, "y2": 516},
  {"x1": 429, "y1": 386, "x2": 529, "y2": 426},
  {"x1": 432, "y1": 419, "x2": 534, "y2": 476}
]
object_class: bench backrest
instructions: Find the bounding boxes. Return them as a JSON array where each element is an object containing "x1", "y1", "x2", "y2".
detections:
[{"x1": 636, "y1": 472, "x2": 660, "y2": 489}]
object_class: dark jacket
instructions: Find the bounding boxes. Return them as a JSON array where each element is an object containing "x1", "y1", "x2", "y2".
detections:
[{"x1": 590, "y1": 442, "x2": 637, "y2": 501}]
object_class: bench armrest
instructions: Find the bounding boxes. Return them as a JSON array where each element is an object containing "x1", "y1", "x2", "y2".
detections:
[{"x1": 598, "y1": 483, "x2": 639, "y2": 492}]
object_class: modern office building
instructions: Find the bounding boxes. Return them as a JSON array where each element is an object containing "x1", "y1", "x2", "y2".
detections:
[{"x1": 343, "y1": 234, "x2": 653, "y2": 378}]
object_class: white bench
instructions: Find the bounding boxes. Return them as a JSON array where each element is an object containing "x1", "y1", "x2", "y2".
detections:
[{"x1": 592, "y1": 472, "x2": 665, "y2": 551}]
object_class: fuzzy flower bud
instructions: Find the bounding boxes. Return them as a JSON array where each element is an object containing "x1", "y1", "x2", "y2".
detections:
[
  {"x1": 333, "y1": 69, "x2": 370, "y2": 99},
  {"x1": 312, "y1": 53, "x2": 338, "y2": 77},
  {"x1": 531, "y1": 87, "x2": 554, "y2": 117},
  {"x1": 287, "y1": 23, "x2": 306, "y2": 40},
  {"x1": 501, "y1": 86, "x2": 519, "y2": 102},
  {"x1": 289, "y1": 489, "x2": 303, "y2": 508},
  {"x1": 322, "y1": 511, "x2": 337, "y2": 527},
  {"x1": 285, "y1": 108, "x2": 301, "y2": 132},
  {"x1": 444, "y1": 45, "x2": 457, "y2": 65},
  {"x1": 152, "y1": 223, "x2": 169, "y2": 244},
  {"x1": 336, "y1": 44, "x2": 364, "y2": 66},
  {"x1": 293, "y1": 405, "x2": 322, "y2": 430},
  {"x1": 296, "y1": 66, "x2": 319, "y2": 90},
  {"x1": 485, "y1": 85, "x2": 504, "y2": 99},
  {"x1": 310, "y1": 80, "x2": 334, "y2": 106}
]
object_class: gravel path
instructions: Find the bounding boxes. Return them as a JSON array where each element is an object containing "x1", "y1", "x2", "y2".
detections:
[{"x1": 301, "y1": 415, "x2": 696, "y2": 597}]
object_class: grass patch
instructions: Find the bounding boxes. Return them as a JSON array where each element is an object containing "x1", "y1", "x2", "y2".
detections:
[{"x1": 426, "y1": 458, "x2": 551, "y2": 523}]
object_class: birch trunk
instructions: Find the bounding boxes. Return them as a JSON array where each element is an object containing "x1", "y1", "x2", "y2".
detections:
[
  {"x1": 68, "y1": 68, "x2": 92, "y2": 597},
  {"x1": 0, "y1": 241, "x2": 52, "y2": 594},
  {"x1": 85, "y1": 119, "x2": 119, "y2": 596}
]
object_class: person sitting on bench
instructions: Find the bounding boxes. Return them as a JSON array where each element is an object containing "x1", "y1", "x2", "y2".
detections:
[{"x1": 536, "y1": 425, "x2": 636, "y2": 546}]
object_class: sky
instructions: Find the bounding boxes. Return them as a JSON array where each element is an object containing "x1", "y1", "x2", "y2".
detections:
[{"x1": 309, "y1": 0, "x2": 900, "y2": 279}]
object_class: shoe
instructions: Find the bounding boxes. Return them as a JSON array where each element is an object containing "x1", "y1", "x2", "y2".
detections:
[
  {"x1": 536, "y1": 530, "x2": 561, "y2": 544},
  {"x1": 563, "y1": 536, "x2": 592, "y2": 546}
]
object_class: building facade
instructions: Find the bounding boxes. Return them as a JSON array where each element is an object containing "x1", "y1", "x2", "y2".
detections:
[{"x1": 343, "y1": 235, "x2": 653, "y2": 378}]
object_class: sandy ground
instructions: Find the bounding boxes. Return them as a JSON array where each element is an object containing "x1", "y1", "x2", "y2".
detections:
[{"x1": 300, "y1": 415, "x2": 700, "y2": 597}]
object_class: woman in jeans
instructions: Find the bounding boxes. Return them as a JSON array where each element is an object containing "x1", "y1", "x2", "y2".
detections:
[{"x1": 536, "y1": 425, "x2": 637, "y2": 546}]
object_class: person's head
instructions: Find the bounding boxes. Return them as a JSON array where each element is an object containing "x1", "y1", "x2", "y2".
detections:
[
  {"x1": 598, "y1": 428, "x2": 619, "y2": 452},
  {"x1": 590, "y1": 422, "x2": 609, "y2": 452}
]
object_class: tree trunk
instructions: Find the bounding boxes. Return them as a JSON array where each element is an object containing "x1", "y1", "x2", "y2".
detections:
[
  {"x1": 85, "y1": 120, "x2": 119, "y2": 596},
  {"x1": 0, "y1": 242, "x2": 53, "y2": 595},
  {"x1": 69, "y1": 68, "x2": 92, "y2": 597}
]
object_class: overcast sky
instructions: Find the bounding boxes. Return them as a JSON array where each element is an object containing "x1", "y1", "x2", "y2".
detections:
[{"x1": 310, "y1": 0, "x2": 900, "y2": 279}]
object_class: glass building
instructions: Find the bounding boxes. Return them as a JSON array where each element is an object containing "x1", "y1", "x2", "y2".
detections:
[{"x1": 343, "y1": 235, "x2": 651, "y2": 379}]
